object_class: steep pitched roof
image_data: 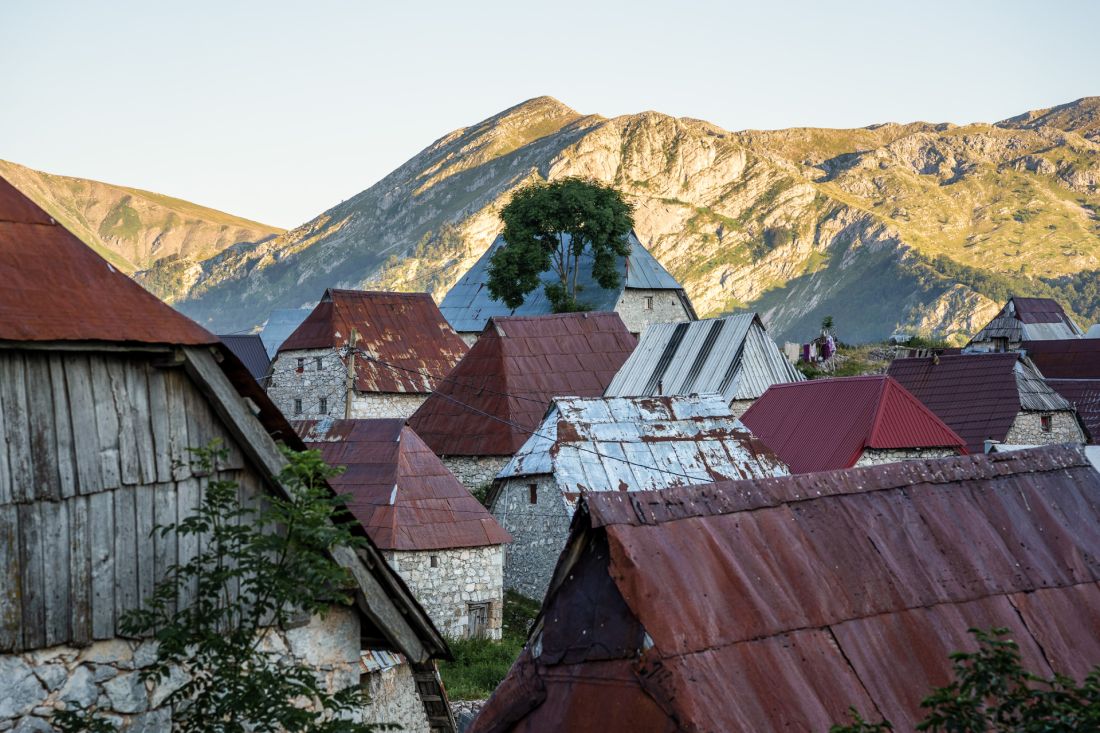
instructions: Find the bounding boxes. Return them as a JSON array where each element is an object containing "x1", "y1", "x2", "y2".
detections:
[
  {"x1": 741, "y1": 376, "x2": 967, "y2": 473},
  {"x1": 219, "y1": 333, "x2": 271, "y2": 382},
  {"x1": 0, "y1": 175, "x2": 213, "y2": 346},
  {"x1": 887, "y1": 353, "x2": 1072, "y2": 452},
  {"x1": 439, "y1": 232, "x2": 692, "y2": 333},
  {"x1": 279, "y1": 289, "x2": 468, "y2": 394},
  {"x1": 408, "y1": 313, "x2": 637, "y2": 456},
  {"x1": 1022, "y1": 338, "x2": 1100, "y2": 379},
  {"x1": 495, "y1": 395, "x2": 787, "y2": 504},
  {"x1": 1044, "y1": 379, "x2": 1100, "y2": 443},
  {"x1": 604, "y1": 313, "x2": 802, "y2": 401},
  {"x1": 298, "y1": 419, "x2": 511, "y2": 551},
  {"x1": 969, "y1": 296, "x2": 1083, "y2": 345},
  {"x1": 471, "y1": 446, "x2": 1100, "y2": 733},
  {"x1": 260, "y1": 307, "x2": 313, "y2": 358}
]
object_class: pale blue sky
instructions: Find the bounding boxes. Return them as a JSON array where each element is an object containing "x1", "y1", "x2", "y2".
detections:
[{"x1": 2, "y1": 0, "x2": 1097, "y2": 228}]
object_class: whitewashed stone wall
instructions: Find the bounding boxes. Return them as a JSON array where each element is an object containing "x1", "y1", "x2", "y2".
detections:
[
  {"x1": 349, "y1": 393, "x2": 427, "y2": 420},
  {"x1": 491, "y1": 475, "x2": 572, "y2": 601},
  {"x1": 443, "y1": 456, "x2": 509, "y2": 493},
  {"x1": 0, "y1": 606, "x2": 430, "y2": 732},
  {"x1": 1004, "y1": 410, "x2": 1085, "y2": 445},
  {"x1": 268, "y1": 348, "x2": 347, "y2": 420},
  {"x1": 385, "y1": 547, "x2": 505, "y2": 641},
  {"x1": 614, "y1": 289, "x2": 692, "y2": 336},
  {"x1": 853, "y1": 447, "x2": 960, "y2": 468}
]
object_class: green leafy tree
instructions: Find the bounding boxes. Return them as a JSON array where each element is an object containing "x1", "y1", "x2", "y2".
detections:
[
  {"x1": 830, "y1": 627, "x2": 1100, "y2": 732},
  {"x1": 487, "y1": 177, "x2": 634, "y2": 313},
  {"x1": 57, "y1": 442, "x2": 395, "y2": 733}
]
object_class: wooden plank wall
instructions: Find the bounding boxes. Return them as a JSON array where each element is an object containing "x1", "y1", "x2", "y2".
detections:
[{"x1": 0, "y1": 349, "x2": 253, "y2": 652}]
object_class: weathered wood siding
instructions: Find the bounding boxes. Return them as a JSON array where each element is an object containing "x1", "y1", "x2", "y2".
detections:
[{"x1": 0, "y1": 349, "x2": 261, "y2": 652}]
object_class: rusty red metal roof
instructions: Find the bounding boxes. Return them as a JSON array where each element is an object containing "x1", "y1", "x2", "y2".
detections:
[
  {"x1": 408, "y1": 312, "x2": 637, "y2": 457},
  {"x1": 741, "y1": 376, "x2": 967, "y2": 473},
  {"x1": 279, "y1": 289, "x2": 468, "y2": 394},
  {"x1": 1023, "y1": 338, "x2": 1100, "y2": 379},
  {"x1": 0, "y1": 175, "x2": 215, "y2": 346},
  {"x1": 471, "y1": 445, "x2": 1100, "y2": 733},
  {"x1": 297, "y1": 418, "x2": 511, "y2": 551}
]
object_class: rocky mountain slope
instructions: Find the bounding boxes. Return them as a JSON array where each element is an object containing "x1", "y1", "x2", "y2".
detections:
[{"x1": 0, "y1": 159, "x2": 281, "y2": 285}]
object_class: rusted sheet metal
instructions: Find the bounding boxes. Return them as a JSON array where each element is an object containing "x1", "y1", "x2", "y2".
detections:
[
  {"x1": 297, "y1": 418, "x2": 511, "y2": 551},
  {"x1": 0, "y1": 176, "x2": 214, "y2": 346},
  {"x1": 1024, "y1": 338, "x2": 1100, "y2": 379},
  {"x1": 279, "y1": 289, "x2": 468, "y2": 394},
  {"x1": 741, "y1": 376, "x2": 966, "y2": 473},
  {"x1": 471, "y1": 445, "x2": 1100, "y2": 732},
  {"x1": 498, "y1": 394, "x2": 788, "y2": 508},
  {"x1": 409, "y1": 312, "x2": 637, "y2": 457}
]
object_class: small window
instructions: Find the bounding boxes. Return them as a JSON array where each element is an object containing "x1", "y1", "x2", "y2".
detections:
[
  {"x1": 294, "y1": 398, "x2": 302, "y2": 415},
  {"x1": 528, "y1": 483, "x2": 537, "y2": 504},
  {"x1": 1041, "y1": 414, "x2": 1053, "y2": 433},
  {"x1": 467, "y1": 602, "x2": 489, "y2": 639},
  {"x1": 296, "y1": 357, "x2": 305, "y2": 370},
  {"x1": 315, "y1": 356, "x2": 323, "y2": 370},
  {"x1": 643, "y1": 295, "x2": 654, "y2": 311},
  {"x1": 430, "y1": 555, "x2": 439, "y2": 568},
  {"x1": 318, "y1": 397, "x2": 328, "y2": 415}
]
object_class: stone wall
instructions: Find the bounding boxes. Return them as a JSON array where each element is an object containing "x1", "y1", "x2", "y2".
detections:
[
  {"x1": 614, "y1": 289, "x2": 692, "y2": 336},
  {"x1": 728, "y1": 399, "x2": 755, "y2": 419},
  {"x1": 442, "y1": 456, "x2": 509, "y2": 493},
  {"x1": 0, "y1": 606, "x2": 430, "y2": 732},
  {"x1": 491, "y1": 475, "x2": 572, "y2": 600},
  {"x1": 349, "y1": 392, "x2": 428, "y2": 420},
  {"x1": 267, "y1": 347, "x2": 347, "y2": 420},
  {"x1": 386, "y1": 546, "x2": 505, "y2": 641},
  {"x1": 853, "y1": 447, "x2": 961, "y2": 468},
  {"x1": 1004, "y1": 409, "x2": 1085, "y2": 446}
]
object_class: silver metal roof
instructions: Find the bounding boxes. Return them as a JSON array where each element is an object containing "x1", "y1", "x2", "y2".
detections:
[
  {"x1": 496, "y1": 394, "x2": 789, "y2": 508},
  {"x1": 604, "y1": 314, "x2": 803, "y2": 401},
  {"x1": 259, "y1": 307, "x2": 313, "y2": 358},
  {"x1": 969, "y1": 297, "x2": 1084, "y2": 346},
  {"x1": 439, "y1": 231, "x2": 686, "y2": 333},
  {"x1": 1015, "y1": 357, "x2": 1075, "y2": 412}
]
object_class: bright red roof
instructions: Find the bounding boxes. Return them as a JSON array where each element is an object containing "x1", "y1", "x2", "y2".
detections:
[
  {"x1": 279, "y1": 289, "x2": 468, "y2": 394},
  {"x1": 741, "y1": 376, "x2": 966, "y2": 473},
  {"x1": 0, "y1": 175, "x2": 214, "y2": 345},
  {"x1": 408, "y1": 312, "x2": 638, "y2": 456},
  {"x1": 298, "y1": 419, "x2": 511, "y2": 551}
]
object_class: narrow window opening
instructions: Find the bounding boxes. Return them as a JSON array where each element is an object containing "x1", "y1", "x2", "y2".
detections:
[
  {"x1": 1041, "y1": 414, "x2": 1053, "y2": 433},
  {"x1": 296, "y1": 357, "x2": 305, "y2": 370},
  {"x1": 315, "y1": 356, "x2": 323, "y2": 370},
  {"x1": 294, "y1": 398, "x2": 302, "y2": 415},
  {"x1": 643, "y1": 295, "x2": 654, "y2": 311},
  {"x1": 430, "y1": 555, "x2": 439, "y2": 568},
  {"x1": 528, "y1": 483, "x2": 537, "y2": 504},
  {"x1": 318, "y1": 397, "x2": 328, "y2": 415}
]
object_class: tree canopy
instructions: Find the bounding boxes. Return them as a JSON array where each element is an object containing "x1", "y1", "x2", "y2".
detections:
[{"x1": 487, "y1": 177, "x2": 634, "y2": 313}]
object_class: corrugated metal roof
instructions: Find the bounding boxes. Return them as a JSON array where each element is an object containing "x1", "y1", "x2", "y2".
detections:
[
  {"x1": 360, "y1": 649, "x2": 404, "y2": 674},
  {"x1": 496, "y1": 395, "x2": 788, "y2": 503},
  {"x1": 260, "y1": 307, "x2": 313, "y2": 358},
  {"x1": 439, "y1": 232, "x2": 688, "y2": 333},
  {"x1": 969, "y1": 296, "x2": 1083, "y2": 345},
  {"x1": 1045, "y1": 379, "x2": 1100, "y2": 443},
  {"x1": 1023, "y1": 338, "x2": 1100, "y2": 379},
  {"x1": 741, "y1": 376, "x2": 967, "y2": 473},
  {"x1": 408, "y1": 312, "x2": 637, "y2": 457},
  {"x1": 297, "y1": 418, "x2": 511, "y2": 551},
  {"x1": 279, "y1": 289, "x2": 468, "y2": 394},
  {"x1": 604, "y1": 313, "x2": 803, "y2": 401},
  {"x1": 218, "y1": 333, "x2": 272, "y2": 382},
  {"x1": 0, "y1": 175, "x2": 214, "y2": 346},
  {"x1": 887, "y1": 352, "x2": 1071, "y2": 452},
  {"x1": 471, "y1": 445, "x2": 1100, "y2": 733}
]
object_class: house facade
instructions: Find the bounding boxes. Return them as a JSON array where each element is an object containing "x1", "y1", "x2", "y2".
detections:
[
  {"x1": 0, "y1": 178, "x2": 455, "y2": 733},
  {"x1": 488, "y1": 394, "x2": 789, "y2": 599},
  {"x1": 298, "y1": 419, "x2": 512, "y2": 640},
  {"x1": 267, "y1": 289, "x2": 468, "y2": 421},
  {"x1": 439, "y1": 231, "x2": 696, "y2": 343}
]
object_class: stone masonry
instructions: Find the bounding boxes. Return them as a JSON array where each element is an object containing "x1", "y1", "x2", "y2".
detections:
[
  {"x1": 853, "y1": 447, "x2": 960, "y2": 468},
  {"x1": 385, "y1": 546, "x2": 505, "y2": 641},
  {"x1": 728, "y1": 399, "x2": 755, "y2": 419},
  {"x1": 0, "y1": 606, "x2": 430, "y2": 732},
  {"x1": 443, "y1": 456, "x2": 510, "y2": 494},
  {"x1": 491, "y1": 475, "x2": 573, "y2": 601},
  {"x1": 349, "y1": 392, "x2": 427, "y2": 420},
  {"x1": 1004, "y1": 410, "x2": 1085, "y2": 446},
  {"x1": 613, "y1": 289, "x2": 692, "y2": 336}
]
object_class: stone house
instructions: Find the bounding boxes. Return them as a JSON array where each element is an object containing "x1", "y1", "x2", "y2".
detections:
[
  {"x1": 604, "y1": 313, "x2": 803, "y2": 417},
  {"x1": 470, "y1": 445, "x2": 1100, "y2": 732},
  {"x1": 0, "y1": 178, "x2": 455, "y2": 733},
  {"x1": 967, "y1": 296, "x2": 1083, "y2": 351},
  {"x1": 267, "y1": 289, "x2": 468, "y2": 421},
  {"x1": 740, "y1": 375, "x2": 968, "y2": 473},
  {"x1": 487, "y1": 394, "x2": 789, "y2": 599},
  {"x1": 297, "y1": 419, "x2": 512, "y2": 640},
  {"x1": 888, "y1": 352, "x2": 1087, "y2": 453},
  {"x1": 439, "y1": 231, "x2": 696, "y2": 343}
]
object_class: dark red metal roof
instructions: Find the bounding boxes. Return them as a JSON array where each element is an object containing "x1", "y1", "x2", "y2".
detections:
[
  {"x1": 1012, "y1": 296, "x2": 1074, "y2": 325},
  {"x1": 278, "y1": 289, "x2": 468, "y2": 394},
  {"x1": 408, "y1": 312, "x2": 637, "y2": 457},
  {"x1": 741, "y1": 376, "x2": 966, "y2": 473},
  {"x1": 887, "y1": 352, "x2": 1023, "y2": 452},
  {"x1": 0, "y1": 175, "x2": 214, "y2": 346},
  {"x1": 471, "y1": 445, "x2": 1100, "y2": 732},
  {"x1": 1023, "y1": 338, "x2": 1100, "y2": 379},
  {"x1": 297, "y1": 418, "x2": 511, "y2": 551},
  {"x1": 1045, "y1": 378, "x2": 1100, "y2": 443}
]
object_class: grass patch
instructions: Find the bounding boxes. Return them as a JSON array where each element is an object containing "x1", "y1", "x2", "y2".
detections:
[{"x1": 438, "y1": 590, "x2": 541, "y2": 700}]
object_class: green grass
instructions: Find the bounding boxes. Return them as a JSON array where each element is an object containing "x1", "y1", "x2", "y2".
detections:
[{"x1": 438, "y1": 590, "x2": 541, "y2": 700}]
